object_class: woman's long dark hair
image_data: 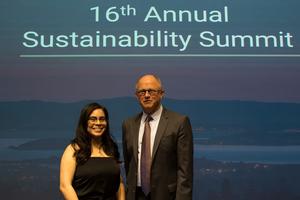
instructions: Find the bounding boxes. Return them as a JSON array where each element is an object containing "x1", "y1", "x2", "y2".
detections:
[{"x1": 71, "y1": 102, "x2": 120, "y2": 164}]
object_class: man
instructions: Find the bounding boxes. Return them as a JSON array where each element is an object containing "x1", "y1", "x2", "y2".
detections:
[{"x1": 122, "y1": 74, "x2": 193, "y2": 200}]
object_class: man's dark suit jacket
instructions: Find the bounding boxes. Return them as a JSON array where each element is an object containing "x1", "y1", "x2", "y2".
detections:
[{"x1": 122, "y1": 108, "x2": 193, "y2": 200}]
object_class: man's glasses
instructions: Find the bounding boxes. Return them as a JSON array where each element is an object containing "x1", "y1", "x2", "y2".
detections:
[
  {"x1": 88, "y1": 116, "x2": 106, "y2": 123},
  {"x1": 136, "y1": 89, "x2": 162, "y2": 96}
]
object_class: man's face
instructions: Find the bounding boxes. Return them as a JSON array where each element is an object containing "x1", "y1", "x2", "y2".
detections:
[{"x1": 135, "y1": 75, "x2": 164, "y2": 114}]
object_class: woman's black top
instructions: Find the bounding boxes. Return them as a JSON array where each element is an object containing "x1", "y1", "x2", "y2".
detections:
[{"x1": 72, "y1": 157, "x2": 120, "y2": 200}]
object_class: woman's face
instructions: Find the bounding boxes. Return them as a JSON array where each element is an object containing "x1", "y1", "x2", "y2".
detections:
[{"x1": 87, "y1": 108, "x2": 107, "y2": 137}]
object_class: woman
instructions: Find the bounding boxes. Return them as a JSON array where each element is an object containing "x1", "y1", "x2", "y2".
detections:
[{"x1": 60, "y1": 103, "x2": 125, "y2": 200}]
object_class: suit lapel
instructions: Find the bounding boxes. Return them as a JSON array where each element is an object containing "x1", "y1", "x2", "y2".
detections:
[
  {"x1": 152, "y1": 109, "x2": 168, "y2": 161},
  {"x1": 133, "y1": 113, "x2": 142, "y2": 163}
]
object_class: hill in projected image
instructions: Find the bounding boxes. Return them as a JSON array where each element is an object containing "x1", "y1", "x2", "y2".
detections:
[{"x1": 1, "y1": 98, "x2": 300, "y2": 146}]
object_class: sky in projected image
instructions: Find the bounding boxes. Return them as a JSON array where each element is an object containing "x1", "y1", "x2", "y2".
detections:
[
  {"x1": 0, "y1": 0, "x2": 300, "y2": 102},
  {"x1": 1, "y1": 59, "x2": 299, "y2": 103}
]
